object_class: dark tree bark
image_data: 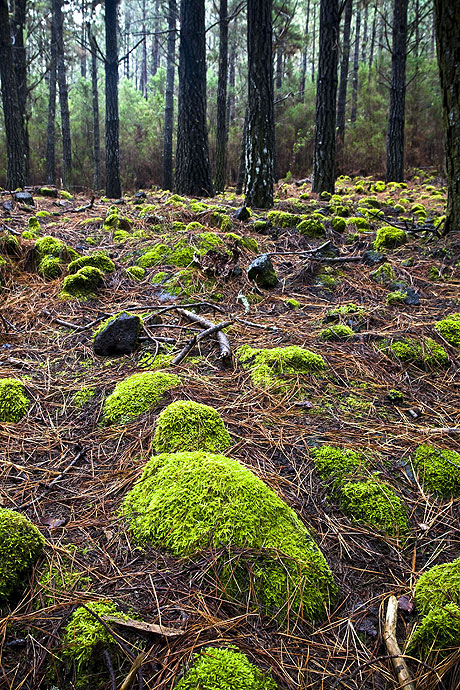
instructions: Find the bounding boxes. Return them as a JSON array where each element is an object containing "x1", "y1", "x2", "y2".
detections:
[
  {"x1": 124, "y1": 7, "x2": 131, "y2": 78},
  {"x1": 336, "y1": 0, "x2": 352, "y2": 163},
  {"x1": 312, "y1": 0, "x2": 339, "y2": 194},
  {"x1": 299, "y1": 0, "x2": 310, "y2": 101},
  {"x1": 175, "y1": 0, "x2": 214, "y2": 197},
  {"x1": 226, "y1": 27, "x2": 236, "y2": 125},
  {"x1": 89, "y1": 31, "x2": 100, "y2": 190},
  {"x1": 105, "y1": 0, "x2": 121, "y2": 198},
  {"x1": 139, "y1": 0, "x2": 148, "y2": 98},
  {"x1": 311, "y1": 1, "x2": 316, "y2": 82},
  {"x1": 245, "y1": 0, "x2": 275, "y2": 208},
  {"x1": 12, "y1": 0, "x2": 29, "y2": 180},
  {"x1": 54, "y1": 0, "x2": 72, "y2": 188},
  {"x1": 80, "y1": 0, "x2": 87, "y2": 77},
  {"x1": 162, "y1": 0, "x2": 176, "y2": 191},
  {"x1": 350, "y1": 10, "x2": 360, "y2": 125},
  {"x1": 0, "y1": 0, "x2": 25, "y2": 188},
  {"x1": 152, "y1": 0, "x2": 160, "y2": 76},
  {"x1": 368, "y1": 2, "x2": 377, "y2": 69},
  {"x1": 215, "y1": 0, "x2": 229, "y2": 193},
  {"x1": 236, "y1": 107, "x2": 248, "y2": 195},
  {"x1": 361, "y1": 1, "x2": 368, "y2": 61},
  {"x1": 434, "y1": 0, "x2": 460, "y2": 234},
  {"x1": 46, "y1": 3, "x2": 57, "y2": 185},
  {"x1": 386, "y1": 0, "x2": 408, "y2": 183}
]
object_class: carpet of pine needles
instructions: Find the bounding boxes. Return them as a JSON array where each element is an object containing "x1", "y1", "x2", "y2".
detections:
[{"x1": 0, "y1": 176, "x2": 459, "y2": 690}]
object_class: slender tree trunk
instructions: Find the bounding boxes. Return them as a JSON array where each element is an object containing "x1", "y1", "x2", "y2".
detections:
[
  {"x1": 139, "y1": 0, "x2": 147, "y2": 97},
  {"x1": 89, "y1": 32, "x2": 100, "y2": 190},
  {"x1": 80, "y1": 0, "x2": 87, "y2": 77},
  {"x1": 386, "y1": 0, "x2": 408, "y2": 183},
  {"x1": 369, "y1": 2, "x2": 377, "y2": 69},
  {"x1": 350, "y1": 10, "x2": 361, "y2": 125},
  {"x1": 227, "y1": 32, "x2": 236, "y2": 124},
  {"x1": 175, "y1": 0, "x2": 214, "y2": 196},
  {"x1": 275, "y1": 42, "x2": 283, "y2": 90},
  {"x1": 245, "y1": 0, "x2": 275, "y2": 208},
  {"x1": 12, "y1": 0, "x2": 29, "y2": 181},
  {"x1": 236, "y1": 107, "x2": 248, "y2": 195},
  {"x1": 312, "y1": 0, "x2": 339, "y2": 194},
  {"x1": 124, "y1": 7, "x2": 130, "y2": 78},
  {"x1": 0, "y1": 0, "x2": 25, "y2": 188},
  {"x1": 152, "y1": 0, "x2": 160, "y2": 76},
  {"x1": 299, "y1": 0, "x2": 310, "y2": 101},
  {"x1": 336, "y1": 0, "x2": 352, "y2": 164},
  {"x1": 311, "y1": 2, "x2": 316, "y2": 82},
  {"x1": 361, "y1": 1, "x2": 368, "y2": 61},
  {"x1": 215, "y1": 0, "x2": 229, "y2": 193},
  {"x1": 105, "y1": 0, "x2": 121, "y2": 198},
  {"x1": 46, "y1": 4, "x2": 57, "y2": 185},
  {"x1": 162, "y1": 0, "x2": 176, "y2": 191},
  {"x1": 434, "y1": 0, "x2": 460, "y2": 234},
  {"x1": 54, "y1": 0, "x2": 72, "y2": 188}
]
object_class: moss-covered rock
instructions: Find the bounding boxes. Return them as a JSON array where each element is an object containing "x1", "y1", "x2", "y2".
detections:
[
  {"x1": 325, "y1": 303, "x2": 365, "y2": 322},
  {"x1": 389, "y1": 337, "x2": 449, "y2": 369},
  {"x1": 0, "y1": 378, "x2": 29, "y2": 422},
  {"x1": 0, "y1": 509, "x2": 44, "y2": 599},
  {"x1": 67, "y1": 252, "x2": 115, "y2": 274},
  {"x1": 319, "y1": 324, "x2": 354, "y2": 341},
  {"x1": 339, "y1": 478, "x2": 408, "y2": 535},
  {"x1": 126, "y1": 265, "x2": 145, "y2": 281},
  {"x1": 413, "y1": 444, "x2": 460, "y2": 497},
  {"x1": 136, "y1": 243, "x2": 170, "y2": 268},
  {"x1": 297, "y1": 217, "x2": 325, "y2": 237},
  {"x1": 434, "y1": 313, "x2": 460, "y2": 347},
  {"x1": 266, "y1": 210, "x2": 301, "y2": 228},
  {"x1": 38, "y1": 255, "x2": 63, "y2": 279},
  {"x1": 153, "y1": 400, "x2": 231, "y2": 454},
  {"x1": 237, "y1": 344, "x2": 326, "y2": 389},
  {"x1": 346, "y1": 216, "x2": 370, "y2": 230},
  {"x1": 310, "y1": 446, "x2": 368, "y2": 484},
  {"x1": 374, "y1": 225, "x2": 407, "y2": 250},
  {"x1": 101, "y1": 371, "x2": 181, "y2": 425},
  {"x1": 369, "y1": 262, "x2": 396, "y2": 285},
  {"x1": 175, "y1": 646, "x2": 278, "y2": 690},
  {"x1": 0, "y1": 231, "x2": 20, "y2": 256},
  {"x1": 121, "y1": 451, "x2": 337, "y2": 620},
  {"x1": 331, "y1": 216, "x2": 346, "y2": 232},
  {"x1": 60, "y1": 266, "x2": 104, "y2": 300},
  {"x1": 34, "y1": 235, "x2": 78, "y2": 262}
]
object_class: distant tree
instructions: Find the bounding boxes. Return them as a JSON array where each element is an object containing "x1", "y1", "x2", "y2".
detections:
[
  {"x1": 386, "y1": 0, "x2": 408, "y2": 182},
  {"x1": 0, "y1": 0, "x2": 26, "y2": 189},
  {"x1": 215, "y1": 0, "x2": 229, "y2": 193},
  {"x1": 12, "y1": 0, "x2": 29, "y2": 180},
  {"x1": 54, "y1": 0, "x2": 72, "y2": 188},
  {"x1": 312, "y1": 0, "x2": 339, "y2": 194},
  {"x1": 46, "y1": 1, "x2": 57, "y2": 185},
  {"x1": 336, "y1": 0, "x2": 353, "y2": 164},
  {"x1": 350, "y1": 9, "x2": 360, "y2": 125},
  {"x1": 175, "y1": 0, "x2": 214, "y2": 197},
  {"x1": 245, "y1": 0, "x2": 275, "y2": 208},
  {"x1": 434, "y1": 0, "x2": 460, "y2": 234},
  {"x1": 88, "y1": 27, "x2": 100, "y2": 190},
  {"x1": 105, "y1": 0, "x2": 122, "y2": 198},
  {"x1": 162, "y1": 0, "x2": 176, "y2": 191}
]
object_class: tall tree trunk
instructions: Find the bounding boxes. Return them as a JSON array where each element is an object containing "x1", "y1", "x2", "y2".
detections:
[
  {"x1": 124, "y1": 6, "x2": 130, "y2": 78},
  {"x1": 299, "y1": 0, "x2": 310, "y2": 101},
  {"x1": 226, "y1": 32, "x2": 236, "y2": 124},
  {"x1": 0, "y1": 0, "x2": 25, "y2": 188},
  {"x1": 386, "y1": 0, "x2": 408, "y2": 183},
  {"x1": 175, "y1": 0, "x2": 213, "y2": 196},
  {"x1": 350, "y1": 10, "x2": 361, "y2": 125},
  {"x1": 105, "y1": 0, "x2": 121, "y2": 198},
  {"x1": 12, "y1": 0, "x2": 29, "y2": 181},
  {"x1": 46, "y1": 4, "x2": 57, "y2": 185},
  {"x1": 89, "y1": 32, "x2": 100, "y2": 190},
  {"x1": 336, "y1": 0, "x2": 352, "y2": 165},
  {"x1": 312, "y1": 0, "x2": 339, "y2": 194},
  {"x1": 361, "y1": 1, "x2": 368, "y2": 61},
  {"x1": 434, "y1": 0, "x2": 460, "y2": 234},
  {"x1": 236, "y1": 107, "x2": 248, "y2": 195},
  {"x1": 162, "y1": 0, "x2": 176, "y2": 191},
  {"x1": 311, "y1": 1, "x2": 316, "y2": 82},
  {"x1": 152, "y1": 0, "x2": 160, "y2": 76},
  {"x1": 275, "y1": 42, "x2": 283, "y2": 90},
  {"x1": 80, "y1": 0, "x2": 87, "y2": 77},
  {"x1": 139, "y1": 0, "x2": 147, "y2": 97},
  {"x1": 245, "y1": 0, "x2": 275, "y2": 208},
  {"x1": 54, "y1": 0, "x2": 72, "y2": 189},
  {"x1": 368, "y1": 2, "x2": 377, "y2": 69},
  {"x1": 215, "y1": 0, "x2": 229, "y2": 193}
]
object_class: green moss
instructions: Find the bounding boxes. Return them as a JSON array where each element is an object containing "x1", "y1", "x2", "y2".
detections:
[
  {"x1": 0, "y1": 231, "x2": 19, "y2": 256},
  {"x1": 387, "y1": 389, "x2": 404, "y2": 403},
  {"x1": 0, "y1": 509, "x2": 44, "y2": 599},
  {"x1": 209, "y1": 211, "x2": 233, "y2": 231},
  {"x1": 60, "y1": 266, "x2": 104, "y2": 300},
  {"x1": 347, "y1": 216, "x2": 370, "y2": 230},
  {"x1": 266, "y1": 210, "x2": 301, "y2": 228},
  {"x1": 0, "y1": 378, "x2": 29, "y2": 422},
  {"x1": 390, "y1": 337, "x2": 449, "y2": 369},
  {"x1": 37, "y1": 562, "x2": 91, "y2": 608},
  {"x1": 153, "y1": 400, "x2": 231, "y2": 454},
  {"x1": 310, "y1": 446, "x2": 368, "y2": 483},
  {"x1": 175, "y1": 646, "x2": 278, "y2": 690},
  {"x1": 151, "y1": 271, "x2": 168, "y2": 284},
  {"x1": 60, "y1": 190, "x2": 73, "y2": 200},
  {"x1": 224, "y1": 232, "x2": 259, "y2": 253},
  {"x1": 67, "y1": 252, "x2": 115, "y2": 274},
  {"x1": 316, "y1": 273, "x2": 337, "y2": 289},
  {"x1": 36, "y1": 210, "x2": 51, "y2": 218},
  {"x1": 136, "y1": 244, "x2": 170, "y2": 268},
  {"x1": 319, "y1": 324, "x2": 354, "y2": 341},
  {"x1": 252, "y1": 220, "x2": 270, "y2": 232},
  {"x1": 121, "y1": 451, "x2": 336, "y2": 620},
  {"x1": 113, "y1": 229, "x2": 130, "y2": 243},
  {"x1": 102, "y1": 371, "x2": 181, "y2": 425},
  {"x1": 339, "y1": 478, "x2": 408, "y2": 535},
  {"x1": 38, "y1": 255, "x2": 63, "y2": 279},
  {"x1": 34, "y1": 235, "x2": 79, "y2": 263},
  {"x1": 72, "y1": 388, "x2": 95, "y2": 408},
  {"x1": 126, "y1": 266, "x2": 145, "y2": 281},
  {"x1": 28, "y1": 217, "x2": 41, "y2": 233},
  {"x1": 434, "y1": 313, "x2": 460, "y2": 347},
  {"x1": 374, "y1": 181, "x2": 386, "y2": 193},
  {"x1": 370, "y1": 262, "x2": 396, "y2": 284},
  {"x1": 331, "y1": 216, "x2": 346, "y2": 232},
  {"x1": 413, "y1": 444, "x2": 460, "y2": 497},
  {"x1": 325, "y1": 303, "x2": 365, "y2": 321},
  {"x1": 407, "y1": 603, "x2": 460, "y2": 660},
  {"x1": 414, "y1": 558, "x2": 460, "y2": 616},
  {"x1": 386, "y1": 290, "x2": 408, "y2": 305},
  {"x1": 374, "y1": 225, "x2": 407, "y2": 250},
  {"x1": 283, "y1": 297, "x2": 300, "y2": 309},
  {"x1": 330, "y1": 204, "x2": 350, "y2": 217},
  {"x1": 238, "y1": 345, "x2": 326, "y2": 389}
]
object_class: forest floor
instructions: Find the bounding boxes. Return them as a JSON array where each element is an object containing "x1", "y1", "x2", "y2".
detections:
[{"x1": 0, "y1": 173, "x2": 459, "y2": 690}]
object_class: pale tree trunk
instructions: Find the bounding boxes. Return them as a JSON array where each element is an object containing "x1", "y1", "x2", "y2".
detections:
[{"x1": 299, "y1": 0, "x2": 310, "y2": 101}]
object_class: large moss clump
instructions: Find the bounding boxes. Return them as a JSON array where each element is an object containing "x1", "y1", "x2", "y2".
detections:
[
  {"x1": 237, "y1": 344, "x2": 326, "y2": 389},
  {"x1": 101, "y1": 371, "x2": 181, "y2": 425},
  {"x1": 153, "y1": 400, "x2": 231, "y2": 454},
  {"x1": 34, "y1": 235, "x2": 79, "y2": 280},
  {"x1": 60, "y1": 266, "x2": 104, "y2": 300},
  {"x1": 389, "y1": 337, "x2": 449, "y2": 369},
  {"x1": 266, "y1": 210, "x2": 301, "y2": 228},
  {"x1": 374, "y1": 225, "x2": 407, "y2": 250},
  {"x1": 339, "y1": 478, "x2": 409, "y2": 536},
  {"x1": 0, "y1": 509, "x2": 45, "y2": 599},
  {"x1": 121, "y1": 451, "x2": 337, "y2": 620},
  {"x1": 67, "y1": 252, "x2": 115, "y2": 274},
  {"x1": 407, "y1": 558, "x2": 460, "y2": 659},
  {"x1": 434, "y1": 313, "x2": 460, "y2": 347},
  {"x1": 175, "y1": 646, "x2": 278, "y2": 690},
  {"x1": 310, "y1": 446, "x2": 369, "y2": 484},
  {"x1": 413, "y1": 444, "x2": 460, "y2": 497},
  {"x1": 319, "y1": 324, "x2": 354, "y2": 341},
  {"x1": 0, "y1": 378, "x2": 29, "y2": 422}
]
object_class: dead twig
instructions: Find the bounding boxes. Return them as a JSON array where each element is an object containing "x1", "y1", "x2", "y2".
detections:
[
  {"x1": 383, "y1": 596, "x2": 415, "y2": 690},
  {"x1": 176, "y1": 308, "x2": 232, "y2": 361},
  {"x1": 171, "y1": 320, "x2": 233, "y2": 366},
  {"x1": 101, "y1": 615, "x2": 184, "y2": 638}
]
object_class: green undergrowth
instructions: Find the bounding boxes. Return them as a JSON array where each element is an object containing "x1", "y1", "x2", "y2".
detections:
[
  {"x1": 153, "y1": 400, "x2": 231, "y2": 453},
  {"x1": 0, "y1": 509, "x2": 45, "y2": 600},
  {"x1": 101, "y1": 371, "x2": 181, "y2": 425}
]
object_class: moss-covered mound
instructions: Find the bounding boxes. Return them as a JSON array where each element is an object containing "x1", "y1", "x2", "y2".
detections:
[
  {"x1": 413, "y1": 444, "x2": 460, "y2": 497},
  {"x1": 434, "y1": 313, "x2": 460, "y2": 347},
  {"x1": 0, "y1": 509, "x2": 44, "y2": 599},
  {"x1": 67, "y1": 252, "x2": 115, "y2": 274},
  {"x1": 370, "y1": 262, "x2": 396, "y2": 285},
  {"x1": 339, "y1": 478, "x2": 408, "y2": 536},
  {"x1": 153, "y1": 400, "x2": 231, "y2": 453},
  {"x1": 237, "y1": 345, "x2": 326, "y2": 389},
  {"x1": 407, "y1": 558, "x2": 460, "y2": 659},
  {"x1": 310, "y1": 446, "x2": 369, "y2": 484},
  {"x1": 297, "y1": 218, "x2": 325, "y2": 237},
  {"x1": 319, "y1": 324, "x2": 354, "y2": 341},
  {"x1": 60, "y1": 266, "x2": 104, "y2": 300},
  {"x1": 266, "y1": 210, "x2": 301, "y2": 227},
  {"x1": 175, "y1": 646, "x2": 278, "y2": 690},
  {"x1": 0, "y1": 378, "x2": 29, "y2": 422},
  {"x1": 389, "y1": 337, "x2": 449, "y2": 369},
  {"x1": 121, "y1": 451, "x2": 337, "y2": 620},
  {"x1": 325, "y1": 303, "x2": 365, "y2": 322},
  {"x1": 34, "y1": 235, "x2": 79, "y2": 280},
  {"x1": 102, "y1": 371, "x2": 181, "y2": 425},
  {"x1": 374, "y1": 225, "x2": 407, "y2": 250}
]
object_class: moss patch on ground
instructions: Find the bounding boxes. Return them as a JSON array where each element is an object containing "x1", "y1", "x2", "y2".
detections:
[
  {"x1": 413, "y1": 444, "x2": 460, "y2": 497},
  {"x1": 153, "y1": 400, "x2": 231, "y2": 453},
  {"x1": 0, "y1": 378, "x2": 29, "y2": 422},
  {"x1": 388, "y1": 337, "x2": 449, "y2": 369},
  {"x1": 237, "y1": 345, "x2": 326, "y2": 390},
  {"x1": 434, "y1": 313, "x2": 460, "y2": 347},
  {"x1": 101, "y1": 371, "x2": 181, "y2": 425},
  {"x1": 339, "y1": 478, "x2": 409, "y2": 536},
  {"x1": 0, "y1": 509, "x2": 44, "y2": 600}
]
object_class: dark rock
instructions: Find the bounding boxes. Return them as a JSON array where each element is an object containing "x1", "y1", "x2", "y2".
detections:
[
  {"x1": 38, "y1": 187, "x2": 58, "y2": 197},
  {"x1": 389, "y1": 281, "x2": 420, "y2": 305},
  {"x1": 93, "y1": 313, "x2": 142, "y2": 357},
  {"x1": 233, "y1": 206, "x2": 251, "y2": 222},
  {"x1": 135, "y1": 190, "x2": 147, "y2": 199},
  {"x1": 247, "y1": 254, "x2": 278, "y2": 288},
  {"x1": 363, "y1": 250, "x2": 384, "y2": 266},
  {"x1": 2, "y1": 201, "x2": 13, "y2": 213},
  {"x1": 14, "y1": 191, "x2": 34, "y2": 205}
]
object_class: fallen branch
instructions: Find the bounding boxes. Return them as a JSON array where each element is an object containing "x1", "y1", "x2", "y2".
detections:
[
  {"x1": 72, "y1": 196, "x2": 95, "y2": 212},
  {"x1": 383, "y1": 595, "x2": 415, "y2": 690},
  {"x1": 268, "y1": 240, "x2": 331, "y2": 256},
  {"x1": 177, "y1": 308, "x2": 232, "y2": 361},
  {"x1": 171, "y1": 319, "x2": 233, "y2": 366},
  {"x1": 101, "y1": 615, "x2": 184, "y2": 638},
  {"x1": 119, "y1": 650, "x2": 148, "y2": 690}
]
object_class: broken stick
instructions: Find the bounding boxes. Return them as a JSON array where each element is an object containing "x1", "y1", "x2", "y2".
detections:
[
  {"x1": 177, "y1": 308, "x2": 232, "y2": 361},
  {"x1": 383, "y1": 595, "x2": 415, "y2": 690}
]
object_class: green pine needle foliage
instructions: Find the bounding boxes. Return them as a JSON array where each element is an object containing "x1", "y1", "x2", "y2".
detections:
[
  {"x1": 102, "y1": 371, "x2": 181, "y2": 425},
  {"x1": 153, "y1": 400, "x2": 231, "y2": 454},
  {"x1": 0, "y1": 378, "x2": 29, "y2": 422},
  {"x1": 0, "y1": 509, "x2": 44, "y2": 599}
]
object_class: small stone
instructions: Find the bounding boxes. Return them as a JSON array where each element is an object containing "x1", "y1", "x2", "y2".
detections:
[
  {"x1": 14, "y1": 191, "x2": 34, "y2": 205},
  {"x1": 94, "y1": 312, "x2": 142, "y2": 357},
  {"x1": 233, "y1": 206, "x2": 251, "y2": 221},
  {"x1": 363, "y1": 250, "x2": 384, "y2": 266},
  {"x1": 389, "y1": 281, "x2": 420, "y2": 305},
  {"x1": 247, "y1": 254, "x2": 278, "y2": 288},
  {"x1": 135, "y1": 190, "x2": 147, "y2": 199}
]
